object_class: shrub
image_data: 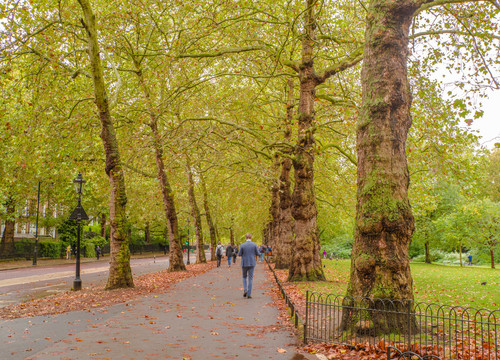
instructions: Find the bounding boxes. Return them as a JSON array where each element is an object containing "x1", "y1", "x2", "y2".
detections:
[
  {"x1": 38, "y1": 240, "x2": 61, "y2": 258},
  {"x1": 81, "y1": 236, "x2": 107, "y2": 258},
  {"x1": 57, "y1": 219, "x2": 77, "y2": 244}
]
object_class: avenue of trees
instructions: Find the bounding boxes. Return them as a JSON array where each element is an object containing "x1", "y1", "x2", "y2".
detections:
[{"x1": 0, "y1": 0, "x2": 498, "y2": 312}]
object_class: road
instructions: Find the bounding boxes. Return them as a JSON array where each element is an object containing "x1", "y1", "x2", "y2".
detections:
[{"x1": 0, "y1": 255, "x2": 171, "y2": 308}]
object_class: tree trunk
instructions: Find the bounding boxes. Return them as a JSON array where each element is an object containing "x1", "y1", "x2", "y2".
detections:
[
  {"x1": 491, "y1": 248, "x2": 495, "y2": 269},
  {"x1": 459, "y1": 241, "x2": 463, "y2": 267},
  {"x1": 230, "y1": 226, "x2": 234, "y2": 247},
  {"x1": 275, "y1": 80, "x2": 295, "y2": 270},
  {"x1": 288, "y1": 0, "x2": 325, "y2": 282},
  {"x1": 100, "y1": 213, "x2": 106, "y2": 238},
  {"x1": 424, "y1": 241, "x2": 430, "y2": 263},
  {"x1": 78, "y1": 0, "x2": 133, "y2": 289},
  {"x1": 186, "y1": 157, "x2": 206, "y2": 264},
  {"x1": 0, "y1": 197, "x2": 15, "y2": 256},
  {"x1": 268, "y1": 154, "x2": 281, "y2": 254},
  {"x1": 132, "y1": 59, "x2": 186, "y2": 272},
  {"x1": 200, "y1": 174, "x2": 217, "y2": 261},
  {"x1": 345, "y1": 0, "x2": 420, "y2": 334},
  {"x1": 145, "y1": 222, "x2": 150, "y2": 244}
]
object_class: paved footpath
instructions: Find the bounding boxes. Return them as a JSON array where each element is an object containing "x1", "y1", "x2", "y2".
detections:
[{"x1": 2, "y1": 262, "x2": 314, "y2": 360}]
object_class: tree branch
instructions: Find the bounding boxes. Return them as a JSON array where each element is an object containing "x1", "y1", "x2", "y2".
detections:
[
  {"x1": 415, "y1": 0, "x2": 488, "y2": 14},
  {"x1": 321, "y1": 143, "x2": 357, "y2": 166},
  {"x1": 176, "y1": 46, "x2": 265, "y2": 59},
  {"x1": 317, "y1": 47, "x2": 364, "y2": 84},
  {"x1": 410, "y1": 29, "x2": 500, "y2": 41},
  {"x1": 122, "y1": 162, "x2": 156, "y2": 179},
  {"x1": 28, "y1": 47, "x2": 91, "y2": 79}
]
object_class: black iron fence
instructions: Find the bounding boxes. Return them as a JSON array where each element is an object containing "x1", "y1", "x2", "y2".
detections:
[
  {"x1": 100, "y1": 243, "x2": 169, "y2": 256},
  {"x1": 387, "y1": 346, "x2": 443, "y2": 360},
  {"x1": 305, "y1": 291, "x2": 499, "y2": 360},
  {"x1": 265, "y1": 259, "x2": 304, "y2": 334}
]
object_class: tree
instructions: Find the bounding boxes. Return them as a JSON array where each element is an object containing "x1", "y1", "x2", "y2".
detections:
[
  {"x1": 439, "y1": 199, "x2": 500, "y2": 268},
  {"x1": 77, "y1": 0, "x2": 133, "y2": 289},
  {"x1": 346, "y1": 0, "x2": 499, "y2": 333}
]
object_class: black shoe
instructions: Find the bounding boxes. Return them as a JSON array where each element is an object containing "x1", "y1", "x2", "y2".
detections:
[
  {"x1": 247, "y1": 296, "x2": 252, "y2": 299},
  {"x1": 243, "y1": 292, "x2": 247, "y2": 298}
]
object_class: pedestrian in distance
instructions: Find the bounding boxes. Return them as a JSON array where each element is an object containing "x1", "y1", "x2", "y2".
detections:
[
  {"x1": 96, "y1": 245, "x2": 101, "y2": 260},
  {"x1": 232, "y1": 245, "x2": 238, "y2": 264},
  {"x1": 259, "y1": 244, "x2": 266, "y2": 262},
  {"x1": 216, "y1": 242, "x2": 224, "y2": 267},
  {"x1": 238, "y1": 233, "x2": 260, "y2": 299},
  {"x1": 226, "y1": 244, "x2": 234, "y2": 267},
  {"x1": 266, "y1": 245, "x2": 272, "y2": 262},
  {"x1": 323, "y1": 250, "x2": 327, "y2": 259},
  {"x1": 468, "y1": 254, "x2": 473, "y2": 266},
  {"x1": 66, "y1": 245, "x2": 71, "y2": 260}
]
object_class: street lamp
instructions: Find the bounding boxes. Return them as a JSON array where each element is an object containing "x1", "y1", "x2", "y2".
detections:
[
  {"x1": 186, "y1": 218, "x2": 190, "y2": 265},
  {"x1": 32, "y1": 181, "x2": 41, "y2": 265},
  {"x1": 69, "y1": 172, "x2": 88, "y2": 291}
]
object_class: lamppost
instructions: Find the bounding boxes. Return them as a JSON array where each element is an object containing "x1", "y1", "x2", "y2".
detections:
[
  {"x1": 186, "y1": 218, "x2": 190, "y2": 265},
  {"x1": 69, "y1": 172, "x2": 88, "y2": 291},
  {"x1": 32, "y1": 181, "x2": 41, "y2": 266}
]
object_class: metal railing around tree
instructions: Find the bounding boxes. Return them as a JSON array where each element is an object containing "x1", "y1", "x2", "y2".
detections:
[{"x1": 305, "y1": 291, "x2": 499, "y2": 360}]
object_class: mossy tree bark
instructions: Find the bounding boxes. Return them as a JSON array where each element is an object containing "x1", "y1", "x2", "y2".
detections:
[
  {"x1": 186, "y1": 157, "x2": 206, "y2": 264},
  {"x1": 274, "y1": 80, "x2": 295, "y2": 270},
  {"x1": 345, "y1": 0, "x2": 426, "y2": 334},
  {"x1": 0, "y1": 196, "x2": 15, "y2": 256},
  {"x1": 268, "y1": 154, "x2": 281, "y2": 252},
  {"x1": 288, "y1": 0, "x2": 325, "y2": 282},
  {"x1": 77, "y1": 0, "x2": 133, "y2": 289},
  {"x1": 100, "y1": 213, "x2": 106, "y2": 238},
  {"x1": 132, "y1": 59, "x2": 186, "y2": 272},
  {"x1": 200, "y1": 173, "x2": 217, "y2": 261}
]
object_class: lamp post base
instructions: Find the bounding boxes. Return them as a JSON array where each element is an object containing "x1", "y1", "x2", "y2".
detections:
[{"x1": 73, "y1": 278, "x2": 82, "y2": 291}]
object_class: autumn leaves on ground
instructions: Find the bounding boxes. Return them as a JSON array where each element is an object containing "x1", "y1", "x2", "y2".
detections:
[{"x1": 0, "y1": 262, "x2": 215, "y2": 319}]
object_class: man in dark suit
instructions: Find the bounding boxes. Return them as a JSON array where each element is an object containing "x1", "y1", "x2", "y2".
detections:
[{"x1": 238, "y1": 233, "x2": 261, "y2": 299}]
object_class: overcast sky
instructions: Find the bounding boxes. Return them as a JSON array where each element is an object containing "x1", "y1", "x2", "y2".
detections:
[{"x1": 471, "y1": 90, "x2": 499, "y2": 149}]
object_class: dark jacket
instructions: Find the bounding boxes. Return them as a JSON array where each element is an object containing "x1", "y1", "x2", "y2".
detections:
[{"x1": 226, "y1": 245, "x2": 234, "y2": 257}]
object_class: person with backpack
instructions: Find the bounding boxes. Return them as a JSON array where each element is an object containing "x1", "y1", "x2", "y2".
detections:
[
  {"x1": 232, "y1": 245, "x2": 238, "y2": 264},
  {"x1": 226, "y1": 244, "x2": 234, "y2": 267},
  {"x1": 216, "y1": 242, "x2": 224, "y2": 267},
  {"x1": 259, "y1": 245, "x2": 266, "y2": 262}
]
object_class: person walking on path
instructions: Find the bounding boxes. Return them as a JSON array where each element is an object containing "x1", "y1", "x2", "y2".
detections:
[
  {"x1": 259, "y1": 244, "x2": 266, "y2": 262},
  {"x1": 216, "y1": 241, "x2": 224, "y2": 267},
  {"x1": 226, "y1": 244, "x2": 234, "y2": 267},
  {"x1": 66, "y1": 245, "x2": 71, "y2": 260},
  {"x1": 95, "y1": 245, "x2": 101, "y2": 260},
  {"x1": 238, "y1": 233, "x2": 260, "y2": 299},
  {"x1": 232, "y1": 245, "x2": 238, "y2": 264}
]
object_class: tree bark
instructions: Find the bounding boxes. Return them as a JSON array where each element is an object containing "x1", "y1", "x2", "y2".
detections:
[
  {"x1": 424, "y1": 241, "x2": 430, "y2": 263},
  {"x1": 490, "y1": 248, "x2": 495, "y2": 269},
  {"x1": 77, "y1": 0, "x2": 133, "y2": 289},
  {"x1": 288, "y1": 0, "x2": 325, "y2": 282},
  {"x1": 132, "y1": 59, "x2": 186, "y2": 272},
  {"x1": 145, "y1": 222, "x2": 150, "y2": 244},
  {"x1": 275, "y1": 80, "x2": 295, "y2": 270},
  {"x1": 200, "y1": 174, "x2": 217, "y2": 261},
  {"x1": 186, "y1": 157, "x2": 206, "y2": 264},
  {"x1": 269, "y1": 154, "x2": 281, "y2": 252},
  {"x1": 0, "y1": 197, "x2": 15, "y2": 256},
  {"x1": 100, "y1": 213, "x2": 106, "y2": 238},
  {"x1": 345, "y1": 0, "x2": 421, "y2": 334}
]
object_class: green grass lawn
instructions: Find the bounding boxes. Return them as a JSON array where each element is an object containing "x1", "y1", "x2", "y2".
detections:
[{"x1": 296, "y1": 259, "x2": 500, "y2": 310}]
